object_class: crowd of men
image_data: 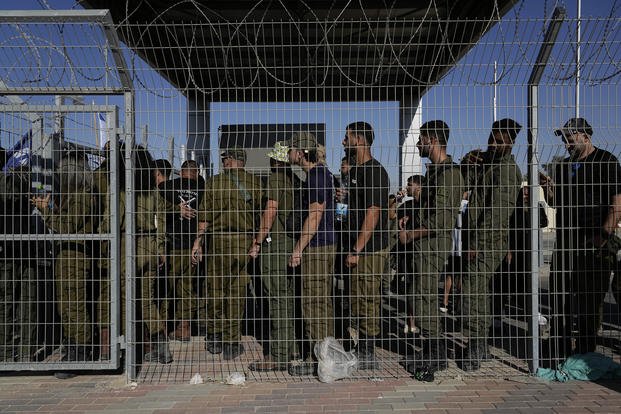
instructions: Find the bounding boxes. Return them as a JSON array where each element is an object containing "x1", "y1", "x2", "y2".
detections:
[{"x1": 1, "y1": 117, "x2": 620, "y2": 381}]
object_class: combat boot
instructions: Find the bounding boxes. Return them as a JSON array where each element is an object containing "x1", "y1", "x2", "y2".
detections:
[
  {"x1": 55, "y1": 343, "x2": 91, "y2": 379},
  {"x1": 144, "y1": 332, "x2": 173, "y2": 364},
  {"x1": 356, "y1": 335, "x2": 379, "y2": 370},
  {"x1": 460, "y1": 339, "x2": 484, "y2": 372},
  {"x1": 205, "y1": 332, "x2": 223, "y2": 354}
]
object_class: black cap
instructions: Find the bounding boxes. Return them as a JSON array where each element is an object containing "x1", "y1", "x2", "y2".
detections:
[
  {"x1": 554, "y1": 117, "x2": 593, "y2": 137},
  {"x1": 420, "y1": 120, "x2": 450, "y2": 144},
  {"x1": 492, "y1": 118, "x2": 522, "y2": 142}
]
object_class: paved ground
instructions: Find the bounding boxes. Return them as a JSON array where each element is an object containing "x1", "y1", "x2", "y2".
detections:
[{"x1": 1, "y1": 371, "x2": 621, "y2": 413}]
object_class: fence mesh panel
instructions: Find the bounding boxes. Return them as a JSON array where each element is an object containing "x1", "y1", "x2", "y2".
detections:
[{"x1": 1, "y1": 3, "x2": 620, "y2": 383}]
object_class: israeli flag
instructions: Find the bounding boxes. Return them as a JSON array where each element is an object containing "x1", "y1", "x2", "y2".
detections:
[
  {"x1": 3, "y1": 130, "x2": 32, "y2": 173},
  {"x1": 97, "y1": 112, "x2": 108, "y2": 149}
]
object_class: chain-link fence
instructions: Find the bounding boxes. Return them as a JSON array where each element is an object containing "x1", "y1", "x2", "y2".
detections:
[{"x1": 1, "y1": 3, "x2": 620, "y2": 383}]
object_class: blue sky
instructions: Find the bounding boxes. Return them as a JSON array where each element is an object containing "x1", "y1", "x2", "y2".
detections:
[{"x1": 1, "y1": 1, "x2": 620, "y2": 191}]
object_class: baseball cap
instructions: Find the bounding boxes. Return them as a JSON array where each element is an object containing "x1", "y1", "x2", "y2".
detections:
[
  {"x1": 554, "y1": 117, "x2": 593, "y2": 137},
  {"x1": 266, "y1": 141, "x2": 290, "y2": 163},
  {"x1": 286, "y1": 131, "x2": 318, "y2": 151},
  {"x1": 221, "y1": 146, "x2": 247, "y2": 162}
]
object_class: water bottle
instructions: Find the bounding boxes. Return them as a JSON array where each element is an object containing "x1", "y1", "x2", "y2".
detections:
[{"x1": 335, "y1": 176, "x2": 348, "y2": 222}]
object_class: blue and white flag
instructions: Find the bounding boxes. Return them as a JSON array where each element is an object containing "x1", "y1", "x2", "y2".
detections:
[
  {"x1": 97, "y1": 112, "x2": 108, "y2": 149},
  {"x1": 3, "y1": 130, "x2": 32, "y2": 173}
]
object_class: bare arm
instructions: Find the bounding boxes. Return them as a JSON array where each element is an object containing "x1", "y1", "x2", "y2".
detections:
[
  {"x1": 345, "y1": 205, "x2": 381, "y2": 268},
  {"x1": 352, "y1": 205, "x2": 381, "y2": 253},
  {"x1": 249, "y1": 199, "x2": 278, "y2": 258},
  {"x1": 604, "y1": 193, "x2": 621, "y2": 235},
  {"x1": 288, "y1": 201, "x2": 325, "y2": 267}
]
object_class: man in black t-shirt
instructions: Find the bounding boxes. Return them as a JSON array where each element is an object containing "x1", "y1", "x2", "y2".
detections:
[
  {"x1": 341, "y1": 121, "x2": 390, "y2": 370},
  {"x1": 544, "y1": 117, "x2": 621, "y2": 364},
  {"x1": 158, "y1": 160, "x2": 205, "y2": 341}
]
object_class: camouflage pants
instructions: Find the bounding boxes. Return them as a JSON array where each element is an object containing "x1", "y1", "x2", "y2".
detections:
[
  {"x1": 261, "y1": 238, "x2": 296, "y2": 362},
  {"x1": 166, "y1": 248, "x2": 198, "y2": 321},
  {"x1": 136, "y1": 236, "x2": 167, "y2": 335},
  {"x1": 301, "y1": 244, "x2": 336, "y2": 350},
  {"x1": 98, "y1": 238, "x2": 125, "y2": 334},
  {"x1": 206, "y1": 234, "x2": 251, "y2": 343},
  {"x1": 55, "y1": 249, "x2": 92, "y2": 345},
  {"x1": 462, "y1": 251, "x2": 505, "y2": 340},
  {"x1": 411, "y1": 251, "x2": 449, "y2": 337},
  {"x1": 99, "y1": 236, "x2": 166, "y2": 336},
  {"x1": 0, "y1": 259, "x2": 37, "y2": 361},
  {"x1": 350, "y1": 250, "x2": 388, "y2": 338}
]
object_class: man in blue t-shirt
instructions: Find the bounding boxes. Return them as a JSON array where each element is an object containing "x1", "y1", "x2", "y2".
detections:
[{"x1": 286, "y1": 131, "x2": 336, "y2": 376}]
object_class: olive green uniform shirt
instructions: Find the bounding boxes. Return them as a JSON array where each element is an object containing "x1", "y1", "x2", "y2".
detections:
[
  {"x1": 199, "y1": 169, "x2": 264, "y2": 233},
  {"x1": 266, "y1": 170, "x2": 294, "y2": 242},
  {"x1": 414, "y1": 156, "x2": 465, "y2": 257},
  {"x1": 465, "y1": 152, "x2": 522, "y2": 256}
]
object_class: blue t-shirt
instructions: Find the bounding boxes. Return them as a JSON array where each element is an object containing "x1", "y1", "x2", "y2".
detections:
[{"x1": 304, "y1": 164, "x2": 335, "y2": 247}]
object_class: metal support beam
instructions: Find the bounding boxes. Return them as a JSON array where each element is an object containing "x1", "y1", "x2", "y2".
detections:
[{"x1": 527, "y1": 6, "x2": 565, "y2": 374}]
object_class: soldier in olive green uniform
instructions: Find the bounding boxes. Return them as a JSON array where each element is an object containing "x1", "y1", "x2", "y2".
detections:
[
  {"x1": 97, "y1": 145, "x2": 171, "y2": 364},
  {"x1": 398, "y1": 121, "x2": 464, "y2": 381},
  {"x1": 460, "y1": 119, "x2": 523, "y2": 372},
  {"x1": 33, "y1": 151, "x2": 95, "y2": 364},
  {"x1": 192, "y1": 147, "x2": 263, "y2": 360},
  {"x1": 248, "y1": 142, "x2": 297, "y2": 371},
  {"x1": 0, "y1": 168, "x2": 37, "y2": 362}
]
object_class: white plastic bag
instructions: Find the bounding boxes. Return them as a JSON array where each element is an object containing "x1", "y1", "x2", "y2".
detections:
[
  {"x1": 225, "y1": 372, "x2": 246, "y2": 385},
  {"x1": 189, "y1": 373, "x2": 204, "y2": 384},
  {"x1": 314, "y1": 337, "x2": 358, "y2": 383}
]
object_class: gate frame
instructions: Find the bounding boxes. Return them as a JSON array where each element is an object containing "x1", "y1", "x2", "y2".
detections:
[{"x1": 0, "y1": 9, "x2": 134, "y2": 377}]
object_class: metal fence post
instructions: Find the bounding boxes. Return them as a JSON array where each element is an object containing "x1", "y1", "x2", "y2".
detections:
[{"x1": 527, "y1": 6, "x2": 566, "y2": 374}]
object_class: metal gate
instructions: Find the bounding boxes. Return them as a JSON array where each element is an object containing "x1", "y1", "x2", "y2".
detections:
[{"x1": 0, "y1": 9, "x2": 133, "y2": 376}]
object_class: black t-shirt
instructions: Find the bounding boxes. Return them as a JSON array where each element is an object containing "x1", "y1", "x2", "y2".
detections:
[
  {"x1": 348, "y1": 158, "x2": 390, "y2": 253},
  {"x1": 158, "y1": 176, "x2": 205, "y2": 250},
  {"x1": 553, "y1": 147, "x2": 621, "y2": 240}
]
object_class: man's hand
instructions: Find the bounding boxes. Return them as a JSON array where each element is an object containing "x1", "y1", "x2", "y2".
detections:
[
  {"x1": 345, "y1": 253, "x2": 360, "y2": 268},
  {"x1": 462, "y1": 149, "x2": 484, "y2": 165},
  {"x1": 505, "y1": 251, "x2": 513, "y2": 265},
  {"x1": 31, "y1": 194, "x2": 51, "y2": 211},
  {"x1": 248, "y1": 240, "x2": 261, "y2": 259},
  {"x1": 288, "y1": 251, "x2": 302, "y2": 268},
  {"x1": 179, "y1": 202, "x2": 197, "y2": 220},
  {"x1": 191, "y1": 239, "x2": 203, "y2": 265},
  {"x1": 335, "y1": 187, "x2": 348, "y2": 203},
  {"x1": 398, "y1": 216, "x2": 409, "y2": 230}
]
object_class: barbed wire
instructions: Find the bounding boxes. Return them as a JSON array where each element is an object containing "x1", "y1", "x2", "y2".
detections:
[{"x1": 0, "y1": 0, "x2": 620, "y2": 95}]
